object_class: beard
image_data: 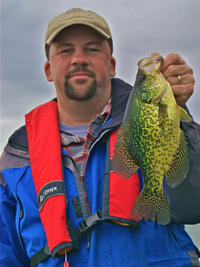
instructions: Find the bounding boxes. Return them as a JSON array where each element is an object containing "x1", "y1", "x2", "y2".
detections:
[{"x1": 64, "y1": 66, "x2": 97, "y2": 101}]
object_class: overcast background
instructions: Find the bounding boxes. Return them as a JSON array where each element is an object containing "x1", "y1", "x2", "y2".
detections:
[{"x1": 1, "y1": 0, "x2": 200, "y2": 248}]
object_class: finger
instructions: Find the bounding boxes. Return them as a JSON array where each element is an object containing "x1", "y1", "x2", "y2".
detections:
[
  {"x1": 161, "y1": 53, "x2": 185, "y2": 73},
  {"x1": 162, "y1": 63, "x2": 193, "y2": 80},
  {"x1": 165, "y1": 72, "x2": 194, "y2": 86},
  {"x1": 150, "y1": 52, "x2": 162, "y2": 59},
  {"x1": 171, "y1": 83, "x2": 194, "y2": 107},
  {"x1": 166, "y1": 75, "x2": 183, "y2": 86}
]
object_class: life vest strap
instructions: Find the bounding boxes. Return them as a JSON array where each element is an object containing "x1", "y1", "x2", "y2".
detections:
[
  {"x1": 78, "y1": 210, "x2": 102, "y2": 234},
  {"x1": 30, "y1": 243, "x2": 51, "y2": 267},
  {"x1": 30, "y1": 212, "x2": 103, "y2": 267}
]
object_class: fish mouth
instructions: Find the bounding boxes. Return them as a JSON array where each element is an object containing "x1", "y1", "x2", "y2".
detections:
[{"x1": 138, "y1": 56, "x2": 164, "y2": 73}]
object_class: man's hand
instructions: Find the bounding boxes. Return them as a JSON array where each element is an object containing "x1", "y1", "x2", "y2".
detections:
[{"x1": 151, "y1": 52, "x2": 195, "y2": 107}]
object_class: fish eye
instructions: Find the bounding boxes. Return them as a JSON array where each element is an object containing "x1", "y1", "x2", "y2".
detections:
[
  {"x1": 139, "y1": 75, "x2": 146, "y2": 83},
  {"x1": 139, "y1": 75, "x2": 146, "y2": 82}
]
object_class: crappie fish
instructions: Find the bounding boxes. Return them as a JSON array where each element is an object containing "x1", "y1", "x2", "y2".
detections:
[{"x1": 112, "y1": 56, "x2": 191, "y2": 225}]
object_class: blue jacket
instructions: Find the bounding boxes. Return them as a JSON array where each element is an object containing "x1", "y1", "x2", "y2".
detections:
[{"x1": 1, "y1": 78, "x2": 200, "y2": 266}]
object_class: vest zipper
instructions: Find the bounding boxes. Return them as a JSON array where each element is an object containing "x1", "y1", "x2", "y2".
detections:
[
  {"x1": 88, "y1": 127, "x2": 118, "y2": 152},
  {"x1": 62, "y1": 152, "x2": 90, "y2": 220}
]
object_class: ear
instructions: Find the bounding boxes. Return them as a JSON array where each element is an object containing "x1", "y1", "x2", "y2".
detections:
[
  {"x1": 44, "y1": 61, "x2": 53, "y2": 82},
  {"x1": 110, "y1": 56, "x2": 116, "y2": 77}
]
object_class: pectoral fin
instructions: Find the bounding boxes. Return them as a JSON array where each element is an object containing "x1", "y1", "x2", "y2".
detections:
[
  {"x1": 112, "y1": 124, "x2": 139, "y2": 179},
  {"x1": 166, "y1": 130, "x2": 189, "y2": 187},
  {"x1": 177, "y1": 106, "x2": 192, "y2": 122}
]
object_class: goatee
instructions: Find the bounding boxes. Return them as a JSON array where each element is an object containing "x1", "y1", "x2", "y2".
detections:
[{"x1": 64, "y1": 67, "x2": 97, "y2": 101}]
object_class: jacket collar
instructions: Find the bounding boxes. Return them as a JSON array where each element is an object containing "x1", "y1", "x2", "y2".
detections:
[{"x1": 105, "y1": 78, "x2": 132, "y2": 129}]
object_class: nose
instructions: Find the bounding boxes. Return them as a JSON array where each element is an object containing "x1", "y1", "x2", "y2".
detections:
[{"x1": 71, "y1": 51, "x2": 89, "y2": 66}]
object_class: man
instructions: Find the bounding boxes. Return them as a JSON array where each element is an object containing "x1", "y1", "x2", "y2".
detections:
[{"x1": 0, "y1": 8, "x2": 200, "y2": 267}]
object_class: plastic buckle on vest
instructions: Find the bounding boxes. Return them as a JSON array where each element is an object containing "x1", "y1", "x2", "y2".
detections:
[{"x1": 78, "y1": 210, "x2": 102, "y2": 233}]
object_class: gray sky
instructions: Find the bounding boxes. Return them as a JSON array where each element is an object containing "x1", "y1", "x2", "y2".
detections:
[{"x1": 1, "y1": 0, "x2": 200, "y2": 247}]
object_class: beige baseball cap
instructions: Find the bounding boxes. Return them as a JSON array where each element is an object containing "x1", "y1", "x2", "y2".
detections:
[{"x1": 45, "y1": 8, "x2": 113, "y2": 57}]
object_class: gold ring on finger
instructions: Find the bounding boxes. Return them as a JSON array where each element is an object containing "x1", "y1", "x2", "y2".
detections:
[{"x1": 178, "y1": 75, "x2": 181, "y2": 85}]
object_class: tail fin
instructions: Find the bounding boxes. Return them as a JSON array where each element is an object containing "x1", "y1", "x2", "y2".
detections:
[{"x1": 130, "y1": 189, "x2": 171, "y2": 225}]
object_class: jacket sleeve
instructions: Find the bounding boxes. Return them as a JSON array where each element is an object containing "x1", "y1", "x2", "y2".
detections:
[
  {"x1": 0, "y1": 180, "x2": 30, "y2": 267},
  {"x1": 166, "y1": 115, "x2": 200, "y2": 224}
]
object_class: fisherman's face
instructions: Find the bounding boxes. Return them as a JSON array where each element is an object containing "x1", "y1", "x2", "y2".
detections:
[{"x1": 44, "y1": 24, "x2": 116, "y2": 101}]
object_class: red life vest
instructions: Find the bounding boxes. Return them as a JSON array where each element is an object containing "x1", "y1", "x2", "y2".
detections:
[
  {"x1": 25, "y1": 100, "x2": 141, "y2": 258},
  {"x1": 103, "y1": 130, "x2": 141, "y2": 226}
]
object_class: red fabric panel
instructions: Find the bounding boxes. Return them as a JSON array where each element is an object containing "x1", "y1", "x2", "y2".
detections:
[
  {"x1": 25, "y1": 101, "x2": 72, "y2": 252},
  {"x1": 110, "y1": 130, "x2": 117, "y2": 159},
  {"x1": 41, "y1": 196, "x2": 71, "y2": 252},
  {"x1": 25, "y1": 101, "x2": 62, "y2": 192},
  {"x1": 109, "y1": 130, "x2": 140, "y2": 220},
  {"x1": 109, "y1": 172, "x2": 140, "y2": 219}
]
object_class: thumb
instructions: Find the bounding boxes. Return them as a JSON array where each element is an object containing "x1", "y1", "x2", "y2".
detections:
[
  {"x1": 150, "y1": 52, "x2": 164, "y2": 71},
  {"x1": 150, "y1": 52, "x2": 162, "y2": 58}
]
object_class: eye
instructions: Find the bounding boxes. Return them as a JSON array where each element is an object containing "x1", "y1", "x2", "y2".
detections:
[
  {"x1": 60, "y1": 48, "x2": 74, "y2": 54},
  {"x1": 86, "y1": 48, "x2": 99, "y2": 52},
  {"x1": 139, "y1": 75, "x2": 146, "y2": 83}
]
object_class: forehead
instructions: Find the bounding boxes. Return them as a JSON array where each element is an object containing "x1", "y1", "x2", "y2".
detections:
[{"x1": 52, "y1": 24, "x2": 106, "y2": 44}]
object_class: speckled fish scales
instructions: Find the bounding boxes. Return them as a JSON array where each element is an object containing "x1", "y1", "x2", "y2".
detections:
[{"x1": 112, "y1": 56, "x2": 191, "y2": 225}]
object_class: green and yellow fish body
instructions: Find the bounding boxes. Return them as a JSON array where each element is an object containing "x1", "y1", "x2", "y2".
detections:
[{"x1": 112, "y1": 56, "x2": 191, "y2": 225}]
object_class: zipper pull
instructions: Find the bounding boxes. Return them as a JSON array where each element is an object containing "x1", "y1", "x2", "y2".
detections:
[{"x1": 64, "y1": 249, "x2": 70, "y2": 267}]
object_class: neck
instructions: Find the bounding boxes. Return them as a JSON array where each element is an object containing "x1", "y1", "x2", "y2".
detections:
[{"x1": 57, "y1": 94, "x2": 110, "y2": 126}]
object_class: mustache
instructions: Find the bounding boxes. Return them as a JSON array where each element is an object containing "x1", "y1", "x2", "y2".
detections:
[{"x1": 65, "y1": 66, "x2": 95, "y2": 79}]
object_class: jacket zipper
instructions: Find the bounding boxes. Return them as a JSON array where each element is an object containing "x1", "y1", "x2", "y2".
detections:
[{"x1": 16, "y1": 195, "x2": 29, "y2": 255}]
